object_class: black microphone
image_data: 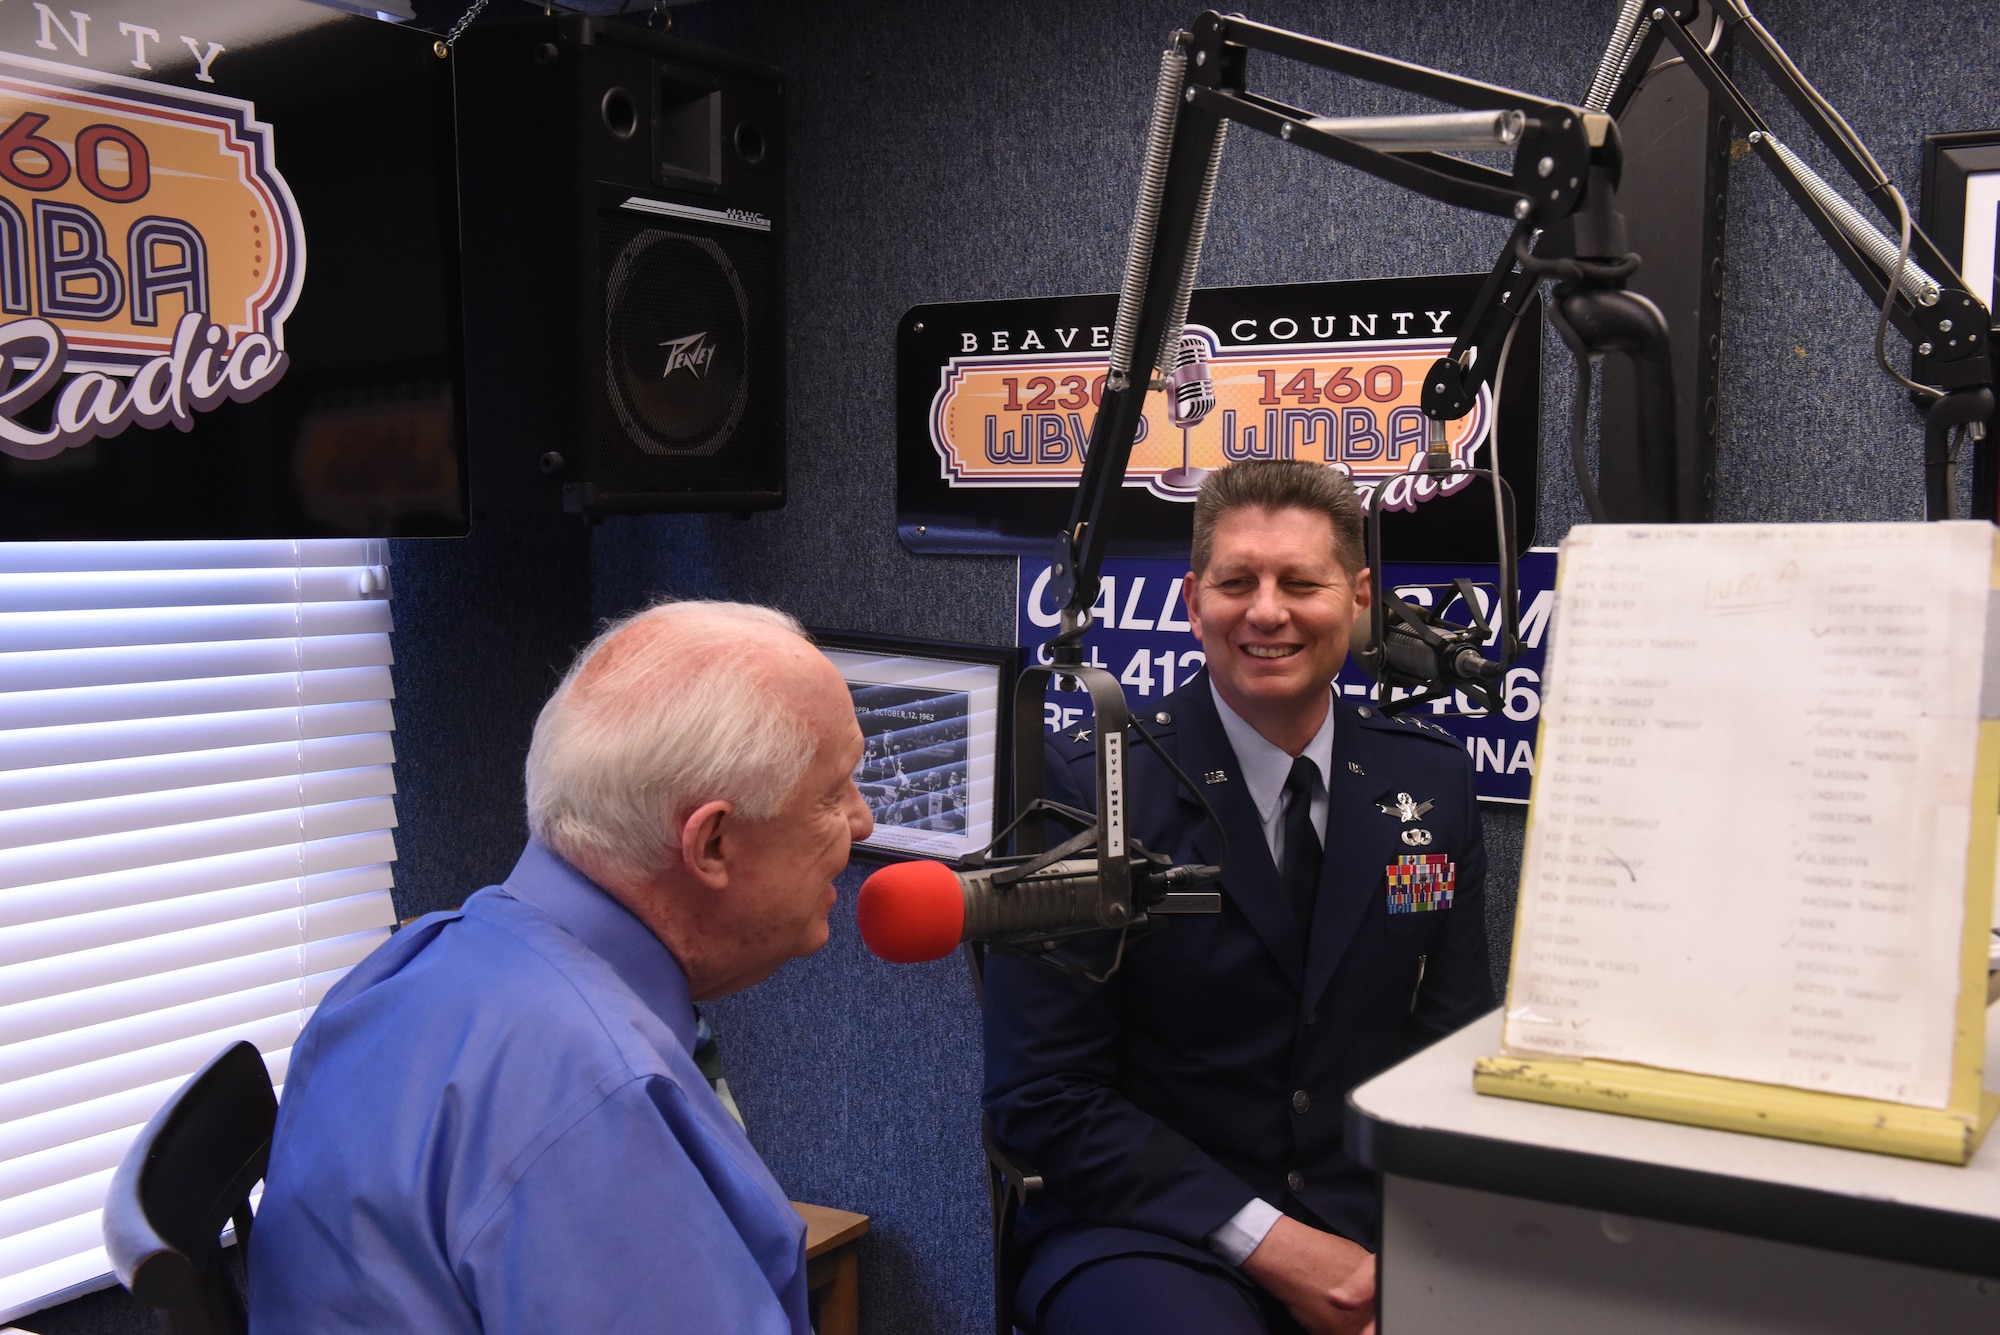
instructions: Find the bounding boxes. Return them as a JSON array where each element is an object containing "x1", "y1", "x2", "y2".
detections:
[
  {"x1": 1375, "y1": 618, "x2": 1504, "y2": 685},
  {"x1": 857, "y1": 855, "x2": 1220, "y2": 963},
  {"x1": 1352, "y1": 604, "x2": 1505, "y2": 700}
]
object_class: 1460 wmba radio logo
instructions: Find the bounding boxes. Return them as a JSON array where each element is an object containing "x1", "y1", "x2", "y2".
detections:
[{"x1": 0, "y1": 50, "x2": 305, "y2": 458}]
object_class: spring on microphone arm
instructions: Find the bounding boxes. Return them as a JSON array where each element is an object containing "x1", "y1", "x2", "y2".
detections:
[
  {"x1": 1156, "y1": 122, "x2": 1228, "y2": 375},
  {"x1": 1757, "y1": 132, "x2": 1941, "y2": 308},
  {"x1": 1110, "y1": 48, "x2": 1187, "y2": 381},
  {"x1": 1584, "y1": 0, "x2": 1650, "y2": 113}
]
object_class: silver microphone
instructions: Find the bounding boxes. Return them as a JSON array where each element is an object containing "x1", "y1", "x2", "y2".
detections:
[{"x1": 1166, "y1": 332, "x2": 1216, "y2": 427}]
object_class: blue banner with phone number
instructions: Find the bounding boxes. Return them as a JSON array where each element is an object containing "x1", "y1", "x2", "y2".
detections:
[{"x1": 1016, "y1": 550, "x2": 1556, "y2": 803}]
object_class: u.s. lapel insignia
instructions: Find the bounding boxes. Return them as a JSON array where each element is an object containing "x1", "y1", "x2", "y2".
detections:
[
  {"x1": 1401, "y1": 828, "x2": 1433, "y2": 847},
  {"x1": 1203, "y1": 769, "x2": 1228, "y2": 785},
  {"x1": 1347, "y1": 761, "x2": 1365, "y2": 775},
  {"x1": 1377, "y1": 791, "x2": 1434, "y2": 822}
]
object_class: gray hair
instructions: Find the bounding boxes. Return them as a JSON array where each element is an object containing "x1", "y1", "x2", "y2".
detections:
[
  {"x1": 1191, "y1": 459, "x2": 1365, "y2": 575},
  {"x1": 525, "y1": 600, "x2": 819, "y2": 879}
]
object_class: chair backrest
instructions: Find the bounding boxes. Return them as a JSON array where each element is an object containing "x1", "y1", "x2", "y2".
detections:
[
  {"x1": 969, "y1": 943, "x2": 1045, "y2": 1335},
  {"x1": 103, "y1": 1041, "x2": 278, "y2": 1335}
]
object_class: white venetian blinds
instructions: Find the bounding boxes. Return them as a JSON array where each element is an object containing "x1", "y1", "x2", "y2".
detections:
[{"x1": 0, "y1": 540, "x2": 402, "y2": 1321}]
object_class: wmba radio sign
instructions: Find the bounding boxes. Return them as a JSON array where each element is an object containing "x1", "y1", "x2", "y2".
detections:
[
  {"x1": 0, "y1": 48, "x2": 303, "y2": 459},
  {"x1": 897, "y1": 274, "x2": 1543, "y2": 558},
  {"x1": 929, "y1": 325, "x2": 1489, "y2": 511}
]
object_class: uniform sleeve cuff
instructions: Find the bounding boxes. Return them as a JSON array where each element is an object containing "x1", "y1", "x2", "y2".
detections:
[{"x1": 1204, "y1": 1197, "x2": 1283, "y2": 1267}]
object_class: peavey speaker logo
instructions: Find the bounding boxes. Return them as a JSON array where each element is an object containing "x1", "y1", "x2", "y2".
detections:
[
  {"x1": 0, "y1": 51, "x2": 304, "y2": 459},
  {"x1": 659, "y1": 331, "x2": 715, "y2": 380}
]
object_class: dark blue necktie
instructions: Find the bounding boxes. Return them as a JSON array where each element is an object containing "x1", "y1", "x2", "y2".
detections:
[{"x1": 1282, "y1": 756, "x2": 1322, "y2": 934}]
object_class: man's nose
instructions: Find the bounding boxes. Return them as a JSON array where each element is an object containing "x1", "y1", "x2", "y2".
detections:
[
  {"x1": 846, "y1": 782, "x2": 875, "y2": 841},
  {"x1": 1246, "y1": 577, "x2": 1288, "y2": 624}
]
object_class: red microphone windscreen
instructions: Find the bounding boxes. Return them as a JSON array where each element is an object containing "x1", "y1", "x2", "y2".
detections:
[{"x1": 857, "y1": 860, "x2": 965, "y2": 963}]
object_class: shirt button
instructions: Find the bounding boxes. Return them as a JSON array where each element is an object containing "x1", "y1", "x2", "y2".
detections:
[
  {"x1": 1304, "y1": 1009, "x2": 1317, "y2": 1026},
  {"x1": 1292, "y1": 1089, "x2": 1311, "y2": 1114},
  {"x1": 1286, "y1": 1170, "x2": 1305, "y2": 1193}
]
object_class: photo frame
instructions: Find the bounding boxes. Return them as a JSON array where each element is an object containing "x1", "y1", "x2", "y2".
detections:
[
  {"x1": 812, "y1": 630, "x2": 1017, "y2": 865},
  {"x1": 1920, "y1": 130, "x2": 2000, "y2": 315}
]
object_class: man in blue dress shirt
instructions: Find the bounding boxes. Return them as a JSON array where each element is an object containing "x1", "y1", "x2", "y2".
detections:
[
  {"x1": 249, "y1": 601, "x2": 873, "y2": 1333},
  {"x1": 985, "y1": 462, "x2": 1493, "y2": 1335}
]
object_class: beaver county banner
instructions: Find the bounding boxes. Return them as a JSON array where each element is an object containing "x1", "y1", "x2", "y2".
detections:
[{"x1": 898, "y1": 273, "x2": 1540, "y2": 563}]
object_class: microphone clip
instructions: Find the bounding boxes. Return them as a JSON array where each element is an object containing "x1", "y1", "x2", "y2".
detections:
[
  {"x1": 969, "y1": 658, "x2": 1224, "y2": 980},
  {"x1": 1349, "y1": 461, "x2": 1524, "y2": 716},
  {"x1": 1007, "y1": 660, "x2": 1139, "y2": 931}
]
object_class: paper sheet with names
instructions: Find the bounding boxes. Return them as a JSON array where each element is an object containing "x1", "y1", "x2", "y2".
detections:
[{"x1": 1506, "y1": 522, "x2": 1994, "y2": 1109}]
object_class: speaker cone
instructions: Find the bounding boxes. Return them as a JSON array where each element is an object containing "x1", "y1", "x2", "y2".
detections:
[{"x1": 602, "y1": 229, "x2": 750, "y2": 456}]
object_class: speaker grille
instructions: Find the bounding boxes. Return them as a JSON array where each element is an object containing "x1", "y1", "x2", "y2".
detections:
[
  {"x1": 592, "y1": 206, "x2": 780, "y2": 498},
  {"x1": 603, "y1": 228, "x2": 749, "y2": 455}
]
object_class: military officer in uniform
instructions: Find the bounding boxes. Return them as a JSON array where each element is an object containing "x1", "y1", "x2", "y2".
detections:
[{"x1": 983, "y1": 460, "x2": 1493, "y2": 1335}]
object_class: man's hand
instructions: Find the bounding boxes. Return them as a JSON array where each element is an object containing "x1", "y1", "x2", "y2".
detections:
[{"x1": 1239, "y1": 1215, "x2": 1376, "y2": 1335}]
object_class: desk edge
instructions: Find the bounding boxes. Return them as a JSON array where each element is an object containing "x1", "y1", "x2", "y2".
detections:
[
  {"x1": 791, "y1": 1202, "x2": 871, "y2": 1260},
  {"x1": 1344, "y1": 1097, "x2": 2000, "y2": 1281}
]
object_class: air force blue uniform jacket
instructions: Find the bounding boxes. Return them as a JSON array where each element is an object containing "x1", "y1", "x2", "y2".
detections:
[{"x1": 982, "y1": 672, "x2": 1494, "y2": 1319}]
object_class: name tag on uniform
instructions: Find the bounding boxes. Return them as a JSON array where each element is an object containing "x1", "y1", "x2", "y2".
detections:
[{"x1": 1386, "y1": 854, "x2": 1455, "y2": 914}]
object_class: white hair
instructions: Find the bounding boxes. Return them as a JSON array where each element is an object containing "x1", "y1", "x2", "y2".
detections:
[{"x1": 525, "y1": 600, "x2": 819, "y2": 880}]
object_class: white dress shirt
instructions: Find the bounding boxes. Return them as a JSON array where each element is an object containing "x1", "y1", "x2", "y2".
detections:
[
  {"x1": 1208, "y1": 682, "x2": 1334, "y2": 867},
  {"x1": 1201, "y1": 683, "x2": 1335, "y2": 1266}
]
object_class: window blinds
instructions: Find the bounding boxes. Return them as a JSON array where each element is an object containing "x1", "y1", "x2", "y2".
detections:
[{"x1": 0, "y1": 540, "x2": 401, "y2": 1321}]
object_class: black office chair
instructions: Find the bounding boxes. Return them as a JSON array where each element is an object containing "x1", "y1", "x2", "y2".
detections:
[
  {"x1": 983, "y1": 1112, "x2": 1044, "y2": 1335},
  {"x1": 969, "y1": 943, "x2": 1046, "y2": 1335},
  {"x1": 103, "y1": 1041, "x2": 278, "y2": 1335}
]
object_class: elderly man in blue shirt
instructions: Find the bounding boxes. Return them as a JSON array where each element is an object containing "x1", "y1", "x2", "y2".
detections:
[{"x1": 248, "y1": 601, "x2": 872, "y2": 1333}]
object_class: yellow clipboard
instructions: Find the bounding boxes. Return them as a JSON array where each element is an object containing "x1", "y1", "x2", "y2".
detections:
[{"x1": 1475, "y1": 533, "x2": 1999, "y2": 1166}]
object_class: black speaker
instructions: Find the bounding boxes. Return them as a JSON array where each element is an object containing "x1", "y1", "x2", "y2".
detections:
[{"x1": 454, "y1": 18, "x2": 785, "y2": 517}]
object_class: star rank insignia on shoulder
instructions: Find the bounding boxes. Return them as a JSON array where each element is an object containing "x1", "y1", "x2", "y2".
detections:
[
  {"x1": 1069, "y1": 727, "x2": 1092, "y2": 744},
  {"x1": 1377, "y1": 792, "x2": 1435, "y2": 823},
  {"x1": 1375, "y1": 711, "x2": 1462, "y2": 749}
]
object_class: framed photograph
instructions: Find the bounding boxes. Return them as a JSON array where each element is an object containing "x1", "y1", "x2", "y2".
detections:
[
  {"x1": 812, "y1": 630, "x2": 1017, "y2": 865},
  {"x1": 1921, "y1": 130, "x2": 2000, "y2": 314}
]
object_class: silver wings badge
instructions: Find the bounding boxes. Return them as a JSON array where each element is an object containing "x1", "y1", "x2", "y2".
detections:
[{"x1": 1378, "y1": 792, "x2": 1434, "y2": 823}]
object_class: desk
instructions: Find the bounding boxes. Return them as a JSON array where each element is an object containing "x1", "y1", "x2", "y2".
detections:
[
  {"x1": 792, "y1": 1202, "x2": 869, "y2": 1335},
  {"x1": 1347, "y1": 1007, "x2": 2000, "y2": 1333}
]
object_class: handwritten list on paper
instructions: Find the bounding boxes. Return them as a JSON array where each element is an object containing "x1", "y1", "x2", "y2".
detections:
[{"x1": 1505, "y1": 523, "x2": 1994, "y2": 1109}]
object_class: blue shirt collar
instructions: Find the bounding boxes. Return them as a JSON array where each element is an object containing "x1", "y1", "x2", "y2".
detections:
[
  {"x1": 1208, "y1": 681, "x2": 1336, "y2": 825},
  {"x1": 501, "y1": 840, "x2": 700, "y2": 1057}
]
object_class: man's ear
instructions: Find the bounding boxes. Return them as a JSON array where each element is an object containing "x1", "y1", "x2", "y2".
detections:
[
  {"x1": 1182, "y1": 570, "x2": 1204, "y2": 643},
  {"x1": 677, "y1": 799, "x2": 733, "y2": 889},
  {"x1": 1352, "y1": 566, "x2": 1372, "y2": 613}
]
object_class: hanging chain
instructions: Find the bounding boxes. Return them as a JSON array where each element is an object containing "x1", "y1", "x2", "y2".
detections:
[{"x1": 434, "y1": 0, "x2": 496, "y2": 57}]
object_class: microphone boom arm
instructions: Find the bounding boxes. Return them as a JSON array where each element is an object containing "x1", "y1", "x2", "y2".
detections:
[
  {"x1": 1621, "y1": 1, "x2": 1995, "y2": 519},
  {"x1": 1006, "y1": 8, "x2": 1694, "y2": 941},
  {"x1": 1045, "y1": 11, "x2": 1632, "y2": 644}
]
